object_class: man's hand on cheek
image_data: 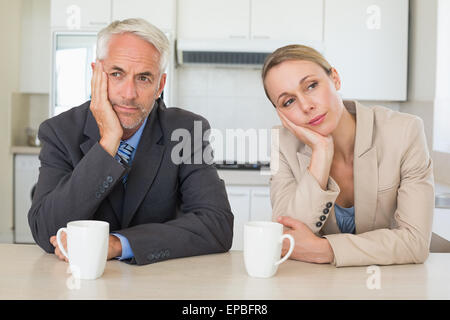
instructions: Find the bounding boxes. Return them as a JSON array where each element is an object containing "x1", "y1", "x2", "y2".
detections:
[{"x1": 90, "y1": 60, "x2": 123, "y2": 157}]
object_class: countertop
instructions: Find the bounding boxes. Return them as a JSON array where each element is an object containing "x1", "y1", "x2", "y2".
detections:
[
  {"x1": 10, "y1": 146, "x2": 41, "y2": 154},
  {"x1": 0, "y1": 244, "x2": 449, "y2": 300}
]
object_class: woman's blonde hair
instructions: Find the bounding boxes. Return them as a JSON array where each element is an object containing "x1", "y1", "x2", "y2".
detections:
[{"x1": 261, "y1": 44, "x2": 333, "y2": 106}]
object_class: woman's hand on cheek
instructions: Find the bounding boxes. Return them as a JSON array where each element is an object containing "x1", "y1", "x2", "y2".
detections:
[
  {"x1": 276, "y1": 108, "x2": 333, "y2": 152},
  {"x1": 277, "y1": 216, "x2": 334, "y2": 264}
]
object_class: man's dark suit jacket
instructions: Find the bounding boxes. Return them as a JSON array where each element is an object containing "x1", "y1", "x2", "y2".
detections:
[{"x1": 28, "y1": 98, "x2": 234, "y2": 265}]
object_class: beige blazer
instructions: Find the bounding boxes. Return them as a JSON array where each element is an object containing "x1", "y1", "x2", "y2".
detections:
[{"x1": 270, "y1": 100, "x2": 434, "y2": 267}]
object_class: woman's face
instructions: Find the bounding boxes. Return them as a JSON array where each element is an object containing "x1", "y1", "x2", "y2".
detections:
[{"x1": 264, "y1": 59, "x2": 344, "y2": 136}]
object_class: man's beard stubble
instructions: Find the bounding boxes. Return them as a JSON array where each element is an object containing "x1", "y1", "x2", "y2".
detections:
[
  {"x1": 110, "y1": 98, "x2": 155, "y2": 130},
  {"x1": 109, "y1": 85, "x2": 160, "y2": 130}
]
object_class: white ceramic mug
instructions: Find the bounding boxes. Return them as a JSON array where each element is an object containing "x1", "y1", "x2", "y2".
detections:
[
  {"x1": 244, "y1": 221, "x2": 295, "y2": 278},
  {"x1": 56, "y1": 220, "x2": 109, "y2": 280}
]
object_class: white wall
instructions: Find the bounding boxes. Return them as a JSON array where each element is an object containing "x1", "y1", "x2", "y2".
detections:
[
  {"x1": 398, "y1": 0, "x2": 450, "y2": 185},
  {"x1": 0, "y1": 0, "x2": 23, "y2": 242},
  {"x1": 433, "y1": 0, "x2": 450, "y2": 154}
]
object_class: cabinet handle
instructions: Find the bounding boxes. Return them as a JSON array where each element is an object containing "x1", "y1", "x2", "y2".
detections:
[
  {"x1": 253, "y1": 35, "x2": 270, "y2": 39},
  {"x1": 228, "y1": 193, "x2": 248, "y2": 197},
  {"x1": 252, "y1": 193, "x2": 269, "y2": 197},
  {"x1": 89, "y1": 21, "x2": 108, "y2": 25},
  {"x1": 228, "y1": 35, "x2": 247, "y2": 39}
]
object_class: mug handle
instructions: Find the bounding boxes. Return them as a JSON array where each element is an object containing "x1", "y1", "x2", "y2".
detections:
[
  {"x1": 274, "y1": 234, "x2": 295, "y2": 266},
  {"x1": 56, "y1": 227, "x2": 69, "y2": 260}
]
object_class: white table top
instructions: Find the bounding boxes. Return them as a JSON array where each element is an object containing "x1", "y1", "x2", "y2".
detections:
[{"x1": 1, "y1": 244, "x2": 449, "y2": 300}]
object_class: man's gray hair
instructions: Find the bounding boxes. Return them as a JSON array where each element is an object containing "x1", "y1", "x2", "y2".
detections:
[{"x1": 96, "y1": 18, "x2": 170, "y2": 74}]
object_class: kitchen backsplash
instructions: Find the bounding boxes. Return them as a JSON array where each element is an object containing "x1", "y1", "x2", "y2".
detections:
[{"x1": 175, "y1": 65, "x2": 280, "y2": 132}]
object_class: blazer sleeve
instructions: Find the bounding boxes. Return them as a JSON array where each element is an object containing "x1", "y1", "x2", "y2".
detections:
[
  {"x1": 324, "y1": 117, "x2": 435, "y2": 267},
  {"x1": 28, "y1": 120, "x2": 126, "y2": 253},
  {"x1": 116, "y1": 118, "x2": 234, "y2": 265},
  {"x1": 270, "y1": 128, "x2": 340, "y2": 233}
]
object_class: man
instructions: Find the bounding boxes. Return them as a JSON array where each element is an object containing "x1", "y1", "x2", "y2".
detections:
[{"x1": 28, "y1": 18, "x2": 234, "y2": 265}]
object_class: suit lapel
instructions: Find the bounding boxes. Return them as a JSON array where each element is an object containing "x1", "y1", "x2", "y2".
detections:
[
  {"x1": 350, "y1": 101, "x2": 378, "y2": 234},
  {"x1": 121, "y1": 104, "x2": 166, "y2": 228}
]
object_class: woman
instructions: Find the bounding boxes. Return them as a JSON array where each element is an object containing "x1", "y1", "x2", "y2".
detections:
[{"x1": 262, "y1": 45, "x2": 434, "y2": 267}]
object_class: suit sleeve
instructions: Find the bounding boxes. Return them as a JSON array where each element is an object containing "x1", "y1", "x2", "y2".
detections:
[
  {"x1": 270, "y1": 128, "x2": 340, "y2": 233},
  {"x1": 28, "y1": 120, "x2": 126, "y2": 253},
  {"x1": 324, "y1": 117, "x2": 435, "y2": 267},
  {"x1": 116, "y1": 118, "x2": 234, "y2": 265}
]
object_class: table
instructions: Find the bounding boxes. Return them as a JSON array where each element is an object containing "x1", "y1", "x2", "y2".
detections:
[{"x1": 1, "y1": 244, "x2": 449, "y2": 300}]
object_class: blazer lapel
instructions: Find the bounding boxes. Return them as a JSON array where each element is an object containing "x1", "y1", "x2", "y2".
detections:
[
  {"x1": 349, "y1": 101, "x2": 378, "y2": 234},
  {"x1": 121, "y1": 105, "x2": 166, "y2": 228}
]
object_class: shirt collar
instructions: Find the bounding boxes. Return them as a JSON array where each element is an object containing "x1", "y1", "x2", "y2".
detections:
[{"x1": 123, "y1": 116, "x2": 148, "y2": 151}]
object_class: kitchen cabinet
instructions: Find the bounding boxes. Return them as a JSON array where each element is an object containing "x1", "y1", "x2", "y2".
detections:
[
  {"x1": 250, "y1": 186, "x2": 272, "y2": 221},
  {"x1": 111, "y1": 0, "x2": 176, "y2": 32},
  {"x1": 226, "y1": 186, "x2": 251, "y2": 251},
  {"x1": 177, "y1": 0, "x2": 250, "y2": 39},
  {"x1": 323, "y1": 0, "x2": 408, "y2": 101},
  {"x1": 226, "y1": 185, "x2": 272, "y2": 250},
  {"x1": 251, "y1": 0, "x2": 323, "y2": 42},
  {"x1": 178, "y1": 0, "x2": 323, "y2": 43},
  {"x1": 14, "y1": 154, "x2": 40, "y2": 244},
  {"x1": 51, "y1": 0, "x2": 111, "y2": 30}
]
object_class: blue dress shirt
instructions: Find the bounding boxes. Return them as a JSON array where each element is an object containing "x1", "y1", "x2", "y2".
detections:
[
  {"x1": 334, "y1": 204, "x2": 356, "y2": 234},
  {"x1": 111, "y1": 116, "x2": 148, "y2": 260}
]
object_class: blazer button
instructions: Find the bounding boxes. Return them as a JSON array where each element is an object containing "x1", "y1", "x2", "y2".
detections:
[
  {"x1": 316, "y1": 221, "x2": 323, "y2": 228},
  {"x1": 320, "y1": 215, "x2": 326, "y2": 221},
  {"x1": 99, "y1": 186, "x2": 105, "y2": 193},
  {"x1": 323, "y1": 208, "x2": 329, "y2": 214},
  {"x1": 326, "y1": 202, "x2": 333, "y2": 208},
  {"x1": 103, "y1": 181, "x2": 109, "y2": 188},
  {"x1": 95, "y1": 191, "x2": 101, "y2": 199},
  {"x1": 165, "y1": 250, "x2": 170, "y2": 257},
  {"x1": 106, "y1": 176, "x2": 113, "y2": 183}
]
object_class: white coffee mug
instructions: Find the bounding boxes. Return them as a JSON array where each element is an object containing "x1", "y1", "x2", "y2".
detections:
[
  {"x1": 244, "y1": 221, "x2": 295, "y2": 278},
  {"x1": 56, "y1": 220, "x2": 109, "y2": 280}
]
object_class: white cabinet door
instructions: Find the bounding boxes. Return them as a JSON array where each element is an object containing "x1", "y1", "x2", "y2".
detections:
[
  {"x1": 250, "y1": 186, "x2": 272, "y2": 221},
  {"x1": 14, "y1": 155, "x2": 40, "y2": 244},
  {"x1": 177, "y1": 0, "x2": 250, "y2": 39},
  {"x1": 111, "y1": 0, "x2": 176, "y2": 32},
  {"x1": 51, "y1": 0, "x2": 111, "y2": 29},
  {"x1": 226, "y1": 186, "x2": 251, "y2": 251},
  {"x1": 323, "y1": 0, "x2": 408, "y2": 101},
  {"x1": 251, "y1": 0, "x2": 323, "y2": 42}
]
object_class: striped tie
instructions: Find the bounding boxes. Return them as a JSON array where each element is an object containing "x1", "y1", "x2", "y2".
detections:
[{"x1": 116, "y1": 141, "x2": 135, "y2": 184}]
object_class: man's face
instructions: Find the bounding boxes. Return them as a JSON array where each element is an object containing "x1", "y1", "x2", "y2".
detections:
[{"x1": 99, "y1": 33, "x2": 166, "y2": 131}]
